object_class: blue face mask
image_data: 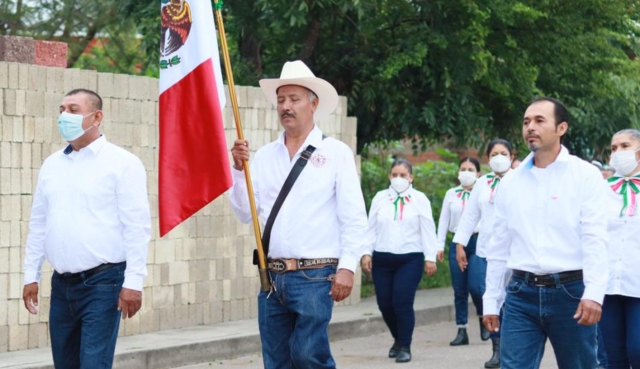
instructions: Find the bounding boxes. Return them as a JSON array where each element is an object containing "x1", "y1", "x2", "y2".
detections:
[{"x1": 57, "y1": 111, "x2": 97, "y2": 142}]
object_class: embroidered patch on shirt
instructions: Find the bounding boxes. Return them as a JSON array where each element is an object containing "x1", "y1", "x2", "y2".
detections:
[{"x1": 310, "y1": 153, "x2": 327, "y2": 168}]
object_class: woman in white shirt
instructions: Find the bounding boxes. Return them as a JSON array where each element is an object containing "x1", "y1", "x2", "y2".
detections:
[
  {"x1": 601, "y1": 129, "x2": 640, "y2": 369},
  {"x1": 436, "y1": 157, "x2": 484, "y2": 347},
  {"x1": 361, "y1": 159, "x2": 439, "y2": 364},
  {"x1": 452, "y1": 138, "x2": 514, "y2": 369}
]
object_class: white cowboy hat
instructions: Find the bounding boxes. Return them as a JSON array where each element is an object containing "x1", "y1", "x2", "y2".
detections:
[{"x1": 259, "y1": 60, "x2": 339, "y2": 121}]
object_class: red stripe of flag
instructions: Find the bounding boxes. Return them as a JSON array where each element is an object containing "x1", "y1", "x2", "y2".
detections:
[{"x1": 159, "y1": 58, "x2": 232, "y2": 236}]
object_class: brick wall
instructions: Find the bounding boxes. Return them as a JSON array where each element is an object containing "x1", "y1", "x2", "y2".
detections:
[{"x1": 0, "y1": 61, "x2": 361, "y2": 352}]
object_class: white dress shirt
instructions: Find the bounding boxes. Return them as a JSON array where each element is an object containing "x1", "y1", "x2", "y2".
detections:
[
  {"x1": 483, "y1": 147, "x2": 610, "y2": 315},
  {"x1": 605, "y1": 177, "x2": 640, "y2": 298},
  {"x1": 452, "y1": 172, "x2": 507, "y2": 257},
  {"x1": 229, "y1": 126, "x2": 368, "y2": 272},
  {"x1": 437, "y1": 185, "x2": 480, "y2": 251},
  {"x1": 362, "y1": 187, "x2": 439, "y2": 262},
  {"x1": 23, "y1": 136, "x2": 152, "y2": 291}
]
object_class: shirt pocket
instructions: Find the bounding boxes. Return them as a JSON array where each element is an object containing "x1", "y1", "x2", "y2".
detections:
[
  {"x1": 300, "y1": 161, "x2": 335, "y2": 199},
  {"x1": 76, "y1": 172, "x2": 118, "y2": 213}
]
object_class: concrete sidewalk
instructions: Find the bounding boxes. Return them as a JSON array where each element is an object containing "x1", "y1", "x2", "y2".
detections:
[{"x1": 0, "y1": 288, "x2": 455, "y2": 369}]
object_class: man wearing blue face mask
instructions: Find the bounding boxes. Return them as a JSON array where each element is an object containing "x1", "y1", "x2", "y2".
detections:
[{"x1": 22, "y1": 89, "x2": 151, "y2": 369}]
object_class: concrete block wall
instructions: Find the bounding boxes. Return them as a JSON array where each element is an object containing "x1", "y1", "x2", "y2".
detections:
[{"x1": 0, "y1": 61, "x2": 361, "y2": 353}]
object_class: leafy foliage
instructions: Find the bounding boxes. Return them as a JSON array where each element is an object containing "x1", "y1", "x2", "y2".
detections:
[
  {"x1": 4, "y1": 0, "x2": 640, "y2": 159},
  {"x1": 1, "y1": 0, "x2": 154, "y2": 75},
  {"x1": 191, "y1": 0, "x2": 640, "y2": 159}
]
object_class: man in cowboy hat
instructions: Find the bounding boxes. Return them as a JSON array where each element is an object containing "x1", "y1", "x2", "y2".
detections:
[{"x1": 230, "y1": 60, "x2": 368, "y2": 369}]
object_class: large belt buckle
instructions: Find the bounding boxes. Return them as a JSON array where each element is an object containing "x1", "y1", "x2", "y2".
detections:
[
  {"x1": 269, "y1": 259, "x2": 287, "y2": 274},
  {"x1": 532, "y1": 276, "x2": 547, "y2": 287}
]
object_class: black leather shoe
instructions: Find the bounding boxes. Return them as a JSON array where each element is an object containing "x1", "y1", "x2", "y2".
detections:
[
  {"x1": 396, "y1": 347, "x2": 411, "y2": 363},
  {"x1": 484, "y1": 337, "x2": 500, "y2": 368},
  {"x1": 450, "y1": 328, "x2": 469, "y2": 346},
  {"x1": 480, "y1": 317, "x2": 491, "y2": 341},
  {"x1": 388, "y1": 342, "x2": 400, "y2": 358}
]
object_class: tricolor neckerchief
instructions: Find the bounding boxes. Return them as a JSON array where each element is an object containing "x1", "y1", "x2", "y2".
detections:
[
  {"x1": 608, "y1": 174, "x2": 640, "y2": 217},
  {"x1": 455, "y1": 187, "x2": 471, "y2": 209},
  {"x1": 486, "y1": 174, "x2": 501, "y2": 203},
  {"x1": 390, "y1": 190, "x2": 411, "y2": 221}
]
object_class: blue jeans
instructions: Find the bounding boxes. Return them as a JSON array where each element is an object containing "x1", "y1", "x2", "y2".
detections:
[
  {"x1": 50, "y1": 264, "x2": 124, "y2": 369},
  {"x1": 501, "y1": 274, "x2": 597, "y2": 369},
  {"x1": 597, "y1": 323, "x2": 608, "y2": 368},
  {"x1": 600, "y1": 294, "x2": 640, "y2": 369},
  {"x1": 371, "y1": 251, "x2": 424, "y2": 347},
  {"x1": 448, "y1": 235, "x2": 483, "y2": 326},
  {"x1": 258, "y1": 266, "x2": 336, "y2": 369}
]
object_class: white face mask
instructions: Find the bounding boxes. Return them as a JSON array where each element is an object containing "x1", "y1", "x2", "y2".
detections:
[
  {"x1": 489, "y1": 154, "x2": 511, "y2": 173},
  {"x1": 390, "y1": 177, "x2": 411, "y2": 193},
  {"x1": 609, "y1": 149, "x2": 640, "y2": 176},
  {"x1": 458, "y1": 171, "x2": 477, "y2": 187}
]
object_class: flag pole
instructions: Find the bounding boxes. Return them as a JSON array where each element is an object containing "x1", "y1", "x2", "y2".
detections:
[{"x1": 213, "y1": 0, "x2": 270, "y2": 292}]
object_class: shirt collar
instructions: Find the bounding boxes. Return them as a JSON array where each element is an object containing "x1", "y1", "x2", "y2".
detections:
[
  {"x1": 277, "y1": 125, "x2": 325, "y2": 151},
  {"x1": 63, "y1": 135, "x2": 107, "y2": 156},
  {"x1": 388, "y1": 185, "x2": 412, "y2": 197},
  {"x1": 522, "y1": 145, "x2": 570, "y2": 170}
]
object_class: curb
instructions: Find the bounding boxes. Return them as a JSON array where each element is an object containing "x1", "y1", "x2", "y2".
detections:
[
  {"x1": 8, "y1": 303, "x2": 454, "y2": 369},
  {"x1": 124, "y1": 304, "x2": 453, "y2": 369}
]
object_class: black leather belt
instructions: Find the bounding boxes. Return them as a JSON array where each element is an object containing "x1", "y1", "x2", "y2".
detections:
[
  {"x1": 513, "y1": 269, "x2": 583, "y2": 287},
  {"x1": 55, "y1": 262, "x2": 126, "y2": 284},
  {"x1": 268, "y1": 258, "x2": 339, "y2": 274}
]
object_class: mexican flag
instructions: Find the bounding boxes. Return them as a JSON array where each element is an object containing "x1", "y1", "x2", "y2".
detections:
[{"x1": 158, "y1": 0, "x2": 231, "y2": 236}]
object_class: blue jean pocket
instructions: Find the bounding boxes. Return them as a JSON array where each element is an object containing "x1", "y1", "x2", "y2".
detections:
[
  {"x1": 560, "y1": 280, "x2": 584, "y2": 300},
  {"x1": 299, "y1": 266, "x2": 336, "y2": 282},
  {"x1": 506, "y1": 278, "x2": 524, "y2": 294},
  {"x1": 83, "y1": 267, "x2": 125, "y2": 290}
]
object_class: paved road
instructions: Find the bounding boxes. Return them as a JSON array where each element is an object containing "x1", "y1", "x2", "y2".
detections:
[{"x1": 174, "y1": 320, "x2": 558, "y2": 369}]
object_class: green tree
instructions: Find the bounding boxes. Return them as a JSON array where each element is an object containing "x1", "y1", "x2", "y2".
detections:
[
  {"x1": 0, "y1": 0, "x2": 153, "y2": 75},
  {"x1": 93, "y1": 1, "x2": 640, "y2": 158}
]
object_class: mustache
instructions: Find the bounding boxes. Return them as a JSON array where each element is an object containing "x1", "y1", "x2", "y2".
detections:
[
  {"x1": 281, "y1": 112, "x2": 295, "y2": 119},
  {"x1": 526, "y1": 134, "x2": 540, "y2": 140}
]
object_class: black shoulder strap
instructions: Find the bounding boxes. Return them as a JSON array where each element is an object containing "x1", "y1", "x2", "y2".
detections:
[{"x1": 255, "y1": 135, "x2": 327, "y2": 264}]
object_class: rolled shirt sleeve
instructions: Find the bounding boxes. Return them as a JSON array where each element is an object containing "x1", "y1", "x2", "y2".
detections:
[
  {"x1": 417, "y1": 193, "x2": 439, "y2": 262},
  {"x1": 363, "y1": 192, "x2": 384, "y2": 257},
  {"x1": 578, "y1": 169, "x2": 610, "y2": 304},
  {"x1": 229, "y1": 158, "x2": 260, "y2": 224},
  {"x1": 23, "y1": 170, "x2": 49, "y2": 285},
  {"x1": 335, "y1": 146, "x2": 368, "y2": 272},
  {"x1": 483, "y1": 185, "x2": 511, "y2": 316},
  {"x1": 117, "y1": 158, "x2": 152, "y2": 291},
  {"x1": 436, "y1": 190, "x2": 453, "y2": 252}
]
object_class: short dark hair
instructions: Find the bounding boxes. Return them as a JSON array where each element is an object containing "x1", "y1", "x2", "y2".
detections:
[
  {"x1": 486, "y1": 138, "x2": 513, "y2": 157},
  {"x1": 529, "y1": 97, "x2": 569, "y2": 127},
  {"x1": 391, "y1": 158, "x2": 413, "y2": 174},
  {"x1": 65, "y1": 89, "x2": 103, "y2": 111},
  {"x1": 459, "y1": 157, "x2": 480, "y2": 172}
]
